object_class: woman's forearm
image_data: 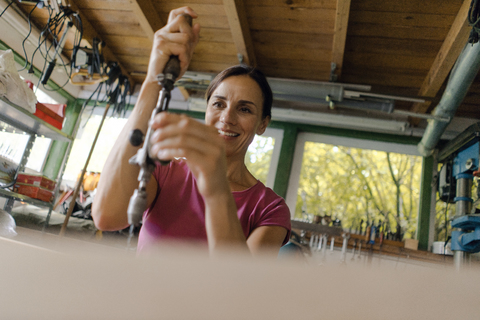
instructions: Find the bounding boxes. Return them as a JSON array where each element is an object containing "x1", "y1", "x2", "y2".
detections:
[
  {"x1": 92, "y1": 82, "x2": 160, "y2": 230},
  {"x1": 203, "y1": 192, "x2": 249, "y2": 254}
]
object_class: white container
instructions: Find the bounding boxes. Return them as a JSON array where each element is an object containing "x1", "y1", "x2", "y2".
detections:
[
  {"x1": 0, "y1": 155, "x2": 17, "y2": 185},
  {"x1": 432, "y1": 241, "x2": 453, "y2": 255}
]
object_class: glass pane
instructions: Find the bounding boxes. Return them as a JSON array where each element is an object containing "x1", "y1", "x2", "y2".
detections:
[
  {"x1": 245, "y1": 135, "x2": 275, "y2": 185},
  {"x1": 0, "y1": 130, "x2": 51, "y2": 174},
  {"x1": 296, "y1": 141, "x2": 422, "y2": 240},
  {"x1": 63, "y1": 115, "x2": 128, "y2": 184},
  {"x1": 0, "y1": 131, "x2": 29, "y2": 164},
  {"x1": 26, "y1": 136, "x2": 52, "y2": 172}
]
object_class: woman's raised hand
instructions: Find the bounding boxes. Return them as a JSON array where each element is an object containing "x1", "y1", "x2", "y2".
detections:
[
  {"x1": 149, "y1": 113, "x2": 230, "y2": 199},
  {"x1": 145, "y1": 7, "x2": 201, "y2": 86}
]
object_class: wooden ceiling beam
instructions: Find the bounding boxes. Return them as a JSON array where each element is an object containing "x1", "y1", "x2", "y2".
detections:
[
  {"x1": 129, "y1": 1, "x2": 191, "y2": 96},
  {"x1": 331, "y1": 0, "x2": 351, "y2": 81},
  {"x1": 129, "y1": 0, "x2": 164, "y2": 41},
  {"x1": 222, "y1": 0, "x2": 256, "y2": 66},
  {"x1": 410, "y1": 0, "x2": 471, "y2": 121},
  {"x1": 66, "y1": 0, "x2": 136, "y2": 89}
]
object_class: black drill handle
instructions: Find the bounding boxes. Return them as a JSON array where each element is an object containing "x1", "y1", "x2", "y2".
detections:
[
  {"x1": 41, "y1": 60, "x2": 56, "y2": 85},
  {"x1": 161, "y1": 14, "x2": 193, "y2": 87}
]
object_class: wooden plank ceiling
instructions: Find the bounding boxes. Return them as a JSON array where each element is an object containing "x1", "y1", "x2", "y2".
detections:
[{"x1": 16, "y1": 0, "x2": 480, "y2": 126}]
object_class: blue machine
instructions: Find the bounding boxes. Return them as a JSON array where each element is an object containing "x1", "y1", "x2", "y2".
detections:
[{"x1": 438, "y1": 123, "x2": 480, "y2": 265}]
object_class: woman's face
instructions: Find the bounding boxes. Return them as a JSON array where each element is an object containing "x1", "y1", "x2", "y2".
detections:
[{"x1": 205, "y1": 75, "x2": 270, "y2": 159}]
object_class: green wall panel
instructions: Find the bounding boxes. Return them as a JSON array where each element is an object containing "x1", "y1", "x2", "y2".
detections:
[{"x1": 417, "y1": 156, "x2": 434, "y2": 251}]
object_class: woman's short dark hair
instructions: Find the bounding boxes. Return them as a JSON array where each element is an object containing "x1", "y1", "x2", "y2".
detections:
[{"x1": 205, "y1": 65, "x2": 273, "y2": 119}]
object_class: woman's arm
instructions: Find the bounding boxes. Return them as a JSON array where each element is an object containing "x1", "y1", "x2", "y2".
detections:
[
  {"x1": 92, "y1": 7, "x2": 200, "y2": 231},
  {"x1": 247, "y1": 226, "x2": 288, "y2": 257},
  {"x1": 92, "y1": 82, "x2": 160, "y2": 231}
]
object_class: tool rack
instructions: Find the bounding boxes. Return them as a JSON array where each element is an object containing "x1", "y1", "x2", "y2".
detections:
[{"x1": 0, "y1": 96, "x2": 73, "y2": 228}]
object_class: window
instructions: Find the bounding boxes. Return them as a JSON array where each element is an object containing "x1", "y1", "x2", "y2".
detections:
[
  {"x1": 286, "y1": 132, "x2": 422, "y2": 239},
  {"x1": 62, "y1": 110, "x2": 128, "y2": 185},
  {"x1": 0, "y1": 87, "x2": 60, "y2": 173},
  {"x1": 245, "y1": 127, "x2": 283, "y2": 188}
]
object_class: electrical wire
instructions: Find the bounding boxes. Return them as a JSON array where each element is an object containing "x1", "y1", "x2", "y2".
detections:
[
  {"x1": 441, "y1": 160, "x2": 455, "y2": 258},
  {"x1": 18, "y1": 3, "x2": 39, "y2": 72},
  {"x1": 82, "y1": 82, "x2": 104, "y2": 128},
  {"x1": 0, "y1": 0, "x2": 13, "y2": 18}
]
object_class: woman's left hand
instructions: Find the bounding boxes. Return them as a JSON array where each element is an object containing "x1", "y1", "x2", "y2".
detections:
[{"x1": 149, "y1": 112, "x2": 230, "y2": 198}]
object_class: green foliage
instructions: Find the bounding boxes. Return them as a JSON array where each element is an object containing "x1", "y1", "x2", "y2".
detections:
[
  {"x1": 296, "y1": 142, "x2": 422, "y2": 239},
  {"x1": 245, "y1": 136, "x2": 275, "y2": 184}
]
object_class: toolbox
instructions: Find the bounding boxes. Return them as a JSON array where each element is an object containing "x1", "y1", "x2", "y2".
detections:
[
  {"x1": 16, "y1": 173, "x2": 56, "y2": 191},
  {"x1": 33, "y1": 102, "x2": 66, "y2": 130},
  {"x1": 14, "y1": 183, "x2": 54, "y2": 202}
]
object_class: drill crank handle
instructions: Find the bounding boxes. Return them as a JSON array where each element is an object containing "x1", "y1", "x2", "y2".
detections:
[
  {"x1": 152, "y1": 13, "x2": 193, "y2": 164},
  {"x1": 157, "y1": 14, "x2": 193, "y2": 91}
]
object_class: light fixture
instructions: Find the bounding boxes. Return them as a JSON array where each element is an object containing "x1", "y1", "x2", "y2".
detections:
[{"x1": 271, "y1": 108, "x2": 410, "y2": 133}]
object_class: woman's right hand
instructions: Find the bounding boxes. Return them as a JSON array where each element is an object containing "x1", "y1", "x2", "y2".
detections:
[
  {"x1": 144, "y1": 6, "x2": 201, "y2": 86},
  {"x1": 149, "y1": 113, "x2": 230, "y2": 200}
]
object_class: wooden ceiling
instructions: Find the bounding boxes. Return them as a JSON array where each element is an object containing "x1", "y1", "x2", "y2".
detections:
[{"x1": 15, "y1": 0, "x2": 480, "y2": 128}]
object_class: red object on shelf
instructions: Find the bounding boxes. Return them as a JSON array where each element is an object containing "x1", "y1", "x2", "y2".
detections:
[
  {"x1": 33, "y1": 102, "x2": 66, "y2": 130},
  {"x1": 16, "y1": 173, "x2": 56, "y2": 191},
  {"x1": 37, "y1": 102, "x2": 66, "y2": 122},
  {"x1": 25, "y1": 80, "x2": 34, "y2": 90},
  {"x1": 34, "y1": 109, "x2": 62, "y2": 130},
  {"x1": 14, "y1": 183, "x2": 54, "y2": 202}
]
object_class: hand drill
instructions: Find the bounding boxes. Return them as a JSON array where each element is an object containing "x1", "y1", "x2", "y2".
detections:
[{"x1": 126, "y1": 15, "x2": 193, "y2": 240}]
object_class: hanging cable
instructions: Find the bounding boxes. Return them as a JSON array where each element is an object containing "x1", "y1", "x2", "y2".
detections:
[
  {"x1": 0, "y1": 0, "x2": 13, "y2": 18},
  {"x1": 468, "y1": 0, "x2": 480, "y2": 44},
  {"x1": 82, "y1": 81, "x2": 104, "y2": 128},
  {"x1": 18, "y1": 3, "x2": 39, "y2": 72}
]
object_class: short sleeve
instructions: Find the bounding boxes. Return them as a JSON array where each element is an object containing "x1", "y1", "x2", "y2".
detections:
[{"x1": 254, "y1": 193, "x2": 292, "y2": 246}]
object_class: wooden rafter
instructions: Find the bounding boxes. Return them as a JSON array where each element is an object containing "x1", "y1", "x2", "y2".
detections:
[
  {"x1": 129, "y1": 0, "x2": 191, "y2": 97},
  {"x1": 67, "y1": 0, "x2": 135, "y2": 88},
  {"x1": 410, "y1": 0, "x2": 471, "y2": 121},
  {"x1": 177, "y1": 86, "x2": 190, "y2": 101},
  {"x1": 222, "y1": 0, "x2": 256, "y2": 66},
  {"x1": 331, "y1": 0, "x2": 351, "y2": 81},
  {"x1": 129, "y1": 0, "x2": 165, "y2": 41}
]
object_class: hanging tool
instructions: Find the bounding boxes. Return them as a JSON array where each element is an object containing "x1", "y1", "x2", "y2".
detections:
[
  {"x1": 41, "y1": 20, "x2": 73, "y2": 85},
  {"x1": 340, "y1": 232, "x2": 350, "y2": 263},
  {"x1": 127, "y1": 14, "x2": 193, "y2": 240},
  {"x1": 351, "y1": 239, "x2": 357, "y2": 260},
  {"x1": 316, "y1": 233, "x2": 323, "y2": 251}
]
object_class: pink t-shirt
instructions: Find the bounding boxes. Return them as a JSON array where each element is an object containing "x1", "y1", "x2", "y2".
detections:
[{"x1": 137, "y1": 159, "x2": 291, "y2": 252}]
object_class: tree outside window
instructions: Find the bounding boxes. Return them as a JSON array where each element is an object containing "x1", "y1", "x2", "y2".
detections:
[{"x1": 296, "y1": 142, "x2": 422, "y2": 240}]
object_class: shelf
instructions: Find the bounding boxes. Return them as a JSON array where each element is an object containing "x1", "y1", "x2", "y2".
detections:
[
  {"x1": 0, "y1": 188, "x2": 53, "y2": 209},
  {"x1": 0, "y1": 97, "x2": 72, "y2": 142},
  {"x1": 291, "y1": 219, "x2": 343, "y2": 236}
]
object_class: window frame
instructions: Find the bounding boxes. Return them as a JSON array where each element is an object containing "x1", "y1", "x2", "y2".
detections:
[{"x1": 286, "y1": 131, "x2": 422, "y2": 218}]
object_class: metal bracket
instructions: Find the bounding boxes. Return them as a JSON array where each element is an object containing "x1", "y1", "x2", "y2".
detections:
[
  {"x1": 330, "y1": 62, "x2": 338, "y2": 82},
  {"x1": 237, "y1": 53, "x2": 244, "y2": 65},
  {"x1": 18, "y1": 133, "x2": 36, "y2": 173},
  {"x1": 3, "y1": 198, "x2": 14, "y2": 213},
  {"x1": 326, "y1": 95, "x2": 335, "y2": 109}
]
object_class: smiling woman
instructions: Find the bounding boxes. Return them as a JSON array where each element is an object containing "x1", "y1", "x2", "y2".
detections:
[
  {"x1": 92, "y1": 7, "x2": 291, "y2": 256},
  {"x1": 204, "y1": 68, "x2": 271, "y2": 188}
]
